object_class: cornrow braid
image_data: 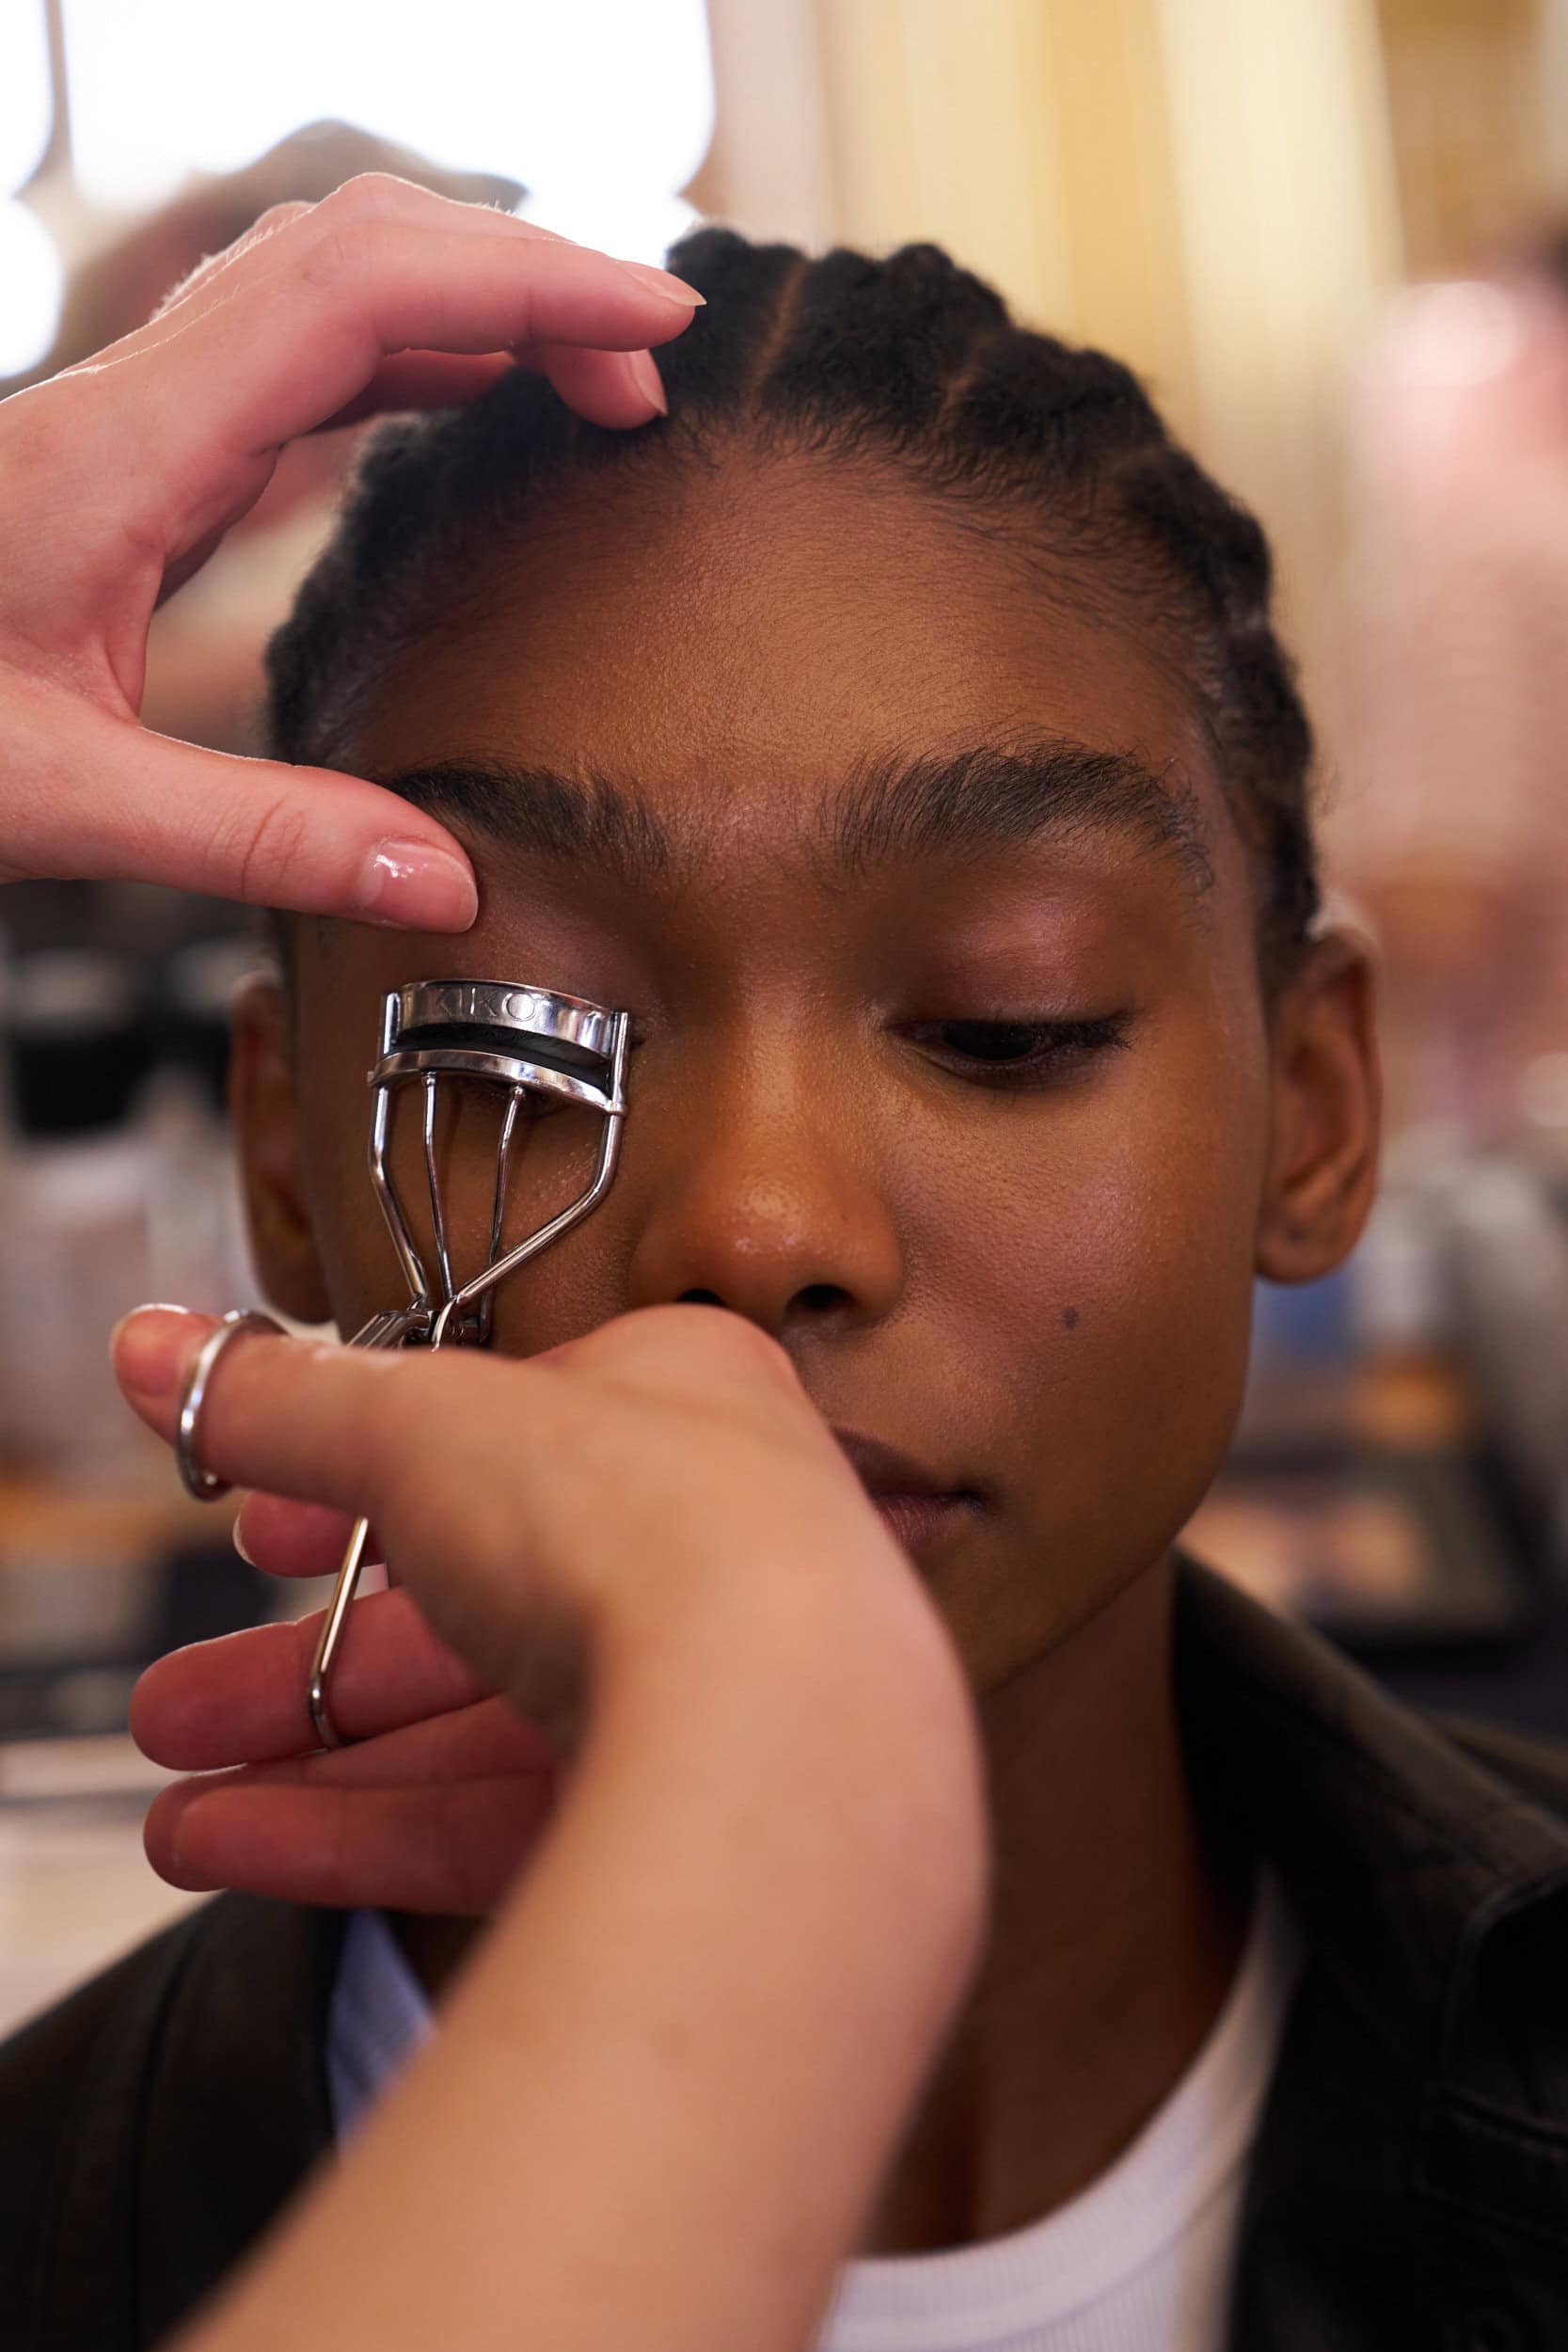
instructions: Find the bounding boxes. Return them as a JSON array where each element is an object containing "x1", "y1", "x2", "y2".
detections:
[{"x1": 264, "y1": 227, "x2": 1319, "y2": 989}]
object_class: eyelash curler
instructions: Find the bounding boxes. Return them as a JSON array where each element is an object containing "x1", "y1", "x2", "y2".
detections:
[
  {"x1": 309, "y1": 978, "x2": 630, "y2": 1748},
  {"x1": 176, "y1": 979, "x2": 629, "y2": 1753}
]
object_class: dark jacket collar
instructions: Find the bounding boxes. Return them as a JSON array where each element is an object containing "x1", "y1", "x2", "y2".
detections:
[
  {"x1": 1175, "y1": 1554, "x2": 1568, "y2": 2099},
  {"x1": 1177, "y1": 1557, "x2": 1568, "y2": 2349},
  {"x1": 6, "y1": 1891, "x2": 344, "y2": 2352},
  {"x1": 13, "y1": 1559, "x2": 1568, "y2": 2349},
  {"x1": 134, "y1": 1893, "x2": 345, "y2": 2349}
]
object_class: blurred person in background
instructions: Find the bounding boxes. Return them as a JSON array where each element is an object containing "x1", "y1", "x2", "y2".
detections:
[{"x1": 1337, "y1": 232, "x2": 1568, "y2": 1153}]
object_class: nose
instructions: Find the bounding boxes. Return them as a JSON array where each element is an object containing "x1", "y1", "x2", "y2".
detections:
[{"x1": 624, "y1": 1042, "x2": 904, "y2": 1341}]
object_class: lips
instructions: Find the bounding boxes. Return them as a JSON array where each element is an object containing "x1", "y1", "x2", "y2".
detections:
[
  {"x1": 831, "y1": 1429, "x2": 954, "y2": 1497},
  {"x1": 831, "y1": 1428, "x2": 982, "y2": 1555},
  {"x1": 866, "y1": 1492, "x2": 976, "y2": 1554}
]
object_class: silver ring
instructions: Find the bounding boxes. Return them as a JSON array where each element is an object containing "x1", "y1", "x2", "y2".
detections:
[
  {"x1": 175, "y1": 1310, "x2": 286, "y2": 1501},
  {"x1": 308, "y1": 1666, "x2": 345, "y2": 1753}
]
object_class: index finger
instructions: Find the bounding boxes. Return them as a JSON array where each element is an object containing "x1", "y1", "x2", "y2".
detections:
[
  {"x1": 133, "y1": 182, "x2": 689, "y2": 435},
  {"x1": 99, "y1": 184, "x2": 703, "y2": 509},
  {"x1": 112, "y1": 1307, "x2": 528, "y2": 1526}
]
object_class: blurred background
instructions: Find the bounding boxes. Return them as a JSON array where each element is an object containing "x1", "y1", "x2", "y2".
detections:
[{"x1": 3, "y1": 0, "x2": 1568, "y2": 2025}]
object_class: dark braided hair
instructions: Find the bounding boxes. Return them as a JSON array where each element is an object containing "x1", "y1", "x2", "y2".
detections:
[{"x1": 265, "y1": 229, "x2": 1319, "y2": 989}]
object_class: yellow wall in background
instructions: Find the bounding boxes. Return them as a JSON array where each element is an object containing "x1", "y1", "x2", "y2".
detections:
[
  {"x1": 1377, "y1": 0, "x2": 1546, "y2": 274},
  {"x1": 1150, "y1": 0, "x2": 1402, "y2": 727},
  {"x1": 808, "y1": 0, "x2": 1192, "y2": 431},
  {"x1": 696, "y1": 0, "x2": 1404, "y2": 759}
]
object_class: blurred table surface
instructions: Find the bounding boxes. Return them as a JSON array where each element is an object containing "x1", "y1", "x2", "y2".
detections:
[
  {"x1": 0, "y1": 1469, "x2": 271, "y2": 2038},
  {"x1": 0, "y1": 1748, "x2": 199, "y2": 2040}
]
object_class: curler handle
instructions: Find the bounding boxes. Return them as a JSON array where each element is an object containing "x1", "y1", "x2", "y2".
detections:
[{"x1": 308, "y1": 1515, "x2": 372, "y2": 1750}]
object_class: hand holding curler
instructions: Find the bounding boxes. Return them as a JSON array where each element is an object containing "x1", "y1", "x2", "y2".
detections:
[
  {"x1": 135, "y1": 1563, "x2": 554, "y2": 1917},
  {"x1": 111, "y1": 1299, "x2": 987, "y2": 2352},
  {"x1": 0, "y1": 175, "x2": 701, "y2": 926},
  {"x1": 117, "y1": 1301, "x2": 984, "y2": 1906}
]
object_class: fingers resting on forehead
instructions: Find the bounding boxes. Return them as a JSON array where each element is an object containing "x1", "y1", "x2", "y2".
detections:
[
  {"x1": 90, "y1": 174, "x2": 702, "y2": 488},
  {"x1": 146, "y1": 176, "x2": 584, "y2": 331},
  {"x1": 150, "y1": 198, "x2": 317, "y2": 316},
  {"x1": 0, "y1": 174, "x2": 704, "y2": 927},
  {"x1": 317, "y1": 348, "x2": 516, "y2": 430}
]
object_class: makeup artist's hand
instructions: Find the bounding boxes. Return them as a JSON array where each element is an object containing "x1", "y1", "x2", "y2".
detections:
[
  {"x1": 135, "y1": 1577, "x2": 555, "y2": 1915},
  {"x1": 124, "y1": 1307, "x2": 986, "y2": 2352},
  {"x1": 116, "y1": 1303, "x2": 979, "y2": 1919},
  {"x1": 0, "y1": 175, "x2": 700, "y2": 926}
]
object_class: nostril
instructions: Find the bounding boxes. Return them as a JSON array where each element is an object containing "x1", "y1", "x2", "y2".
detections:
[
  {"x1": 679, "y1": 1288, "x2": 726, "y2": 1309},
  {"x1": 797, "y1": 1283, "x2": 849, "y2": 1313}
]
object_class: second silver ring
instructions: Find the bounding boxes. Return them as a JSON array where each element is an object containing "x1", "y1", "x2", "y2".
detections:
[{"x1": 175, "y1": 1310, "x2": 287, "y2": 1502}]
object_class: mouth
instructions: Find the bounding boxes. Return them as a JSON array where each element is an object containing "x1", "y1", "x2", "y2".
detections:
[
  {"x1": 869, "y1": 1493, "x2": 980, "y2": 1554},
  {"x1": 831, "y1": 1428, "x2": 985, "y2": 1557}
]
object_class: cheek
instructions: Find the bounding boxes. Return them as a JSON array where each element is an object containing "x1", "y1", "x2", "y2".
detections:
[
  {"x1": 297, "y1": 1071, "x2": 621, "y2": 1344},
  {"x1": 924, "y1": 1045, "x2": 1266, "y2": 1611},
  {"x1": 295, "y1": 1106, "x2": 393, "y2": 1338},
  {"x1": 294, "y1": 1026, "x2": 409, "y2": 1334}
]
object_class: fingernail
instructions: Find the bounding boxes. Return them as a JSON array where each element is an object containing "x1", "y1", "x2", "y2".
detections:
[
  {"x1": 232, "y1": 1515, "x2": 257, "y2": 1568},
  {"x1": 612, "y1": 259, "x2": 705, "y2": 307},
  {"x1": 628, "y1": 349, "x2": 668, "y2": 415},
  {"x1": 110, "y1": 1303, "x2": 203, "y2": 1398},
  {"x1": 356, "y1": 840, "x2": 479, "y2": 931}
]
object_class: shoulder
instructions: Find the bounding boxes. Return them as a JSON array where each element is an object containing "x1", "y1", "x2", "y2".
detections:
[
  {"x1": 1427, "y1": 1710, "x2": 1568, "y2": 1816},
  {"x1": 1173, "y1": 1555, "x2": 1568, "y2": 1982},
  {"x1": 0, "y1": 1899, "x2": 207, "y2": 2166},
  {"x1": 0, "y1": 1903, "x2": 215, "y2": 2334},
  {"x1": 0, "y1": 1895, "x2": 343, "y2": 2352}
]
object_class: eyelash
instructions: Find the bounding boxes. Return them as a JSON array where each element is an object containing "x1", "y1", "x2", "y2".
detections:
[
  {"x1": 901, "y1": 1012, "x2": 1133, "y2": 1089},
  {"x1": 450, "y1": 1017, "x2": 1132, "y2": 1104}
]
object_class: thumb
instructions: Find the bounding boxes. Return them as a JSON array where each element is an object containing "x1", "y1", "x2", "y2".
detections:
[{"x1": 14, "y1": 696, "x2": 478, "y2": 927}]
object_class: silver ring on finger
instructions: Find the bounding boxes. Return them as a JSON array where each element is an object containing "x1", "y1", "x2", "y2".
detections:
[{"x1": 175, "y1": 1310, "x2": 286, "y2": 1501}]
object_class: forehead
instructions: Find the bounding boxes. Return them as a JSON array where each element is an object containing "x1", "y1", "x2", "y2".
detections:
[{"x1": 349, "y1": 447, "x2": 1221, "y2": 852}]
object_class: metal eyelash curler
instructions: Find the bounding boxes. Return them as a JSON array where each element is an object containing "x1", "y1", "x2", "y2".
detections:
[
  {"x1": 176, "y1": 978, "x2": 628, "y2": 1752},
  {"x1": 308, "y1": 978, "x2": 630, "y2": 1748}
]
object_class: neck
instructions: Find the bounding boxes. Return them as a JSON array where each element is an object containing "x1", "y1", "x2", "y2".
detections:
[
  {"x1": 857, "y1": 1553, "x2": 1251, "y2": 2254},
  {"x1": 394, "y1": 1552, "x2": 1251, "y2": 2260}
]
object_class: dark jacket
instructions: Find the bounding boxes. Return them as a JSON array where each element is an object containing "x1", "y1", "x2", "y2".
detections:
[{"x1": 3, "y1": 1559, "x2": 1567, "y2": 2350}]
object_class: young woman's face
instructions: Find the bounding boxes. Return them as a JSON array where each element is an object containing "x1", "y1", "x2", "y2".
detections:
[{"x1": 239, "y1": 449, "x2": 1377, "y2": 1694}]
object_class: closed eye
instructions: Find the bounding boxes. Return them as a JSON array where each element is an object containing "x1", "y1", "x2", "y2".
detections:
[{"x1": 900, "y1": 1012, "x2": 1134, "y2": 1089}]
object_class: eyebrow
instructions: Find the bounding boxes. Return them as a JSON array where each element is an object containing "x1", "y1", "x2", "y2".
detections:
[{"x1": 375, "y1": 741, "x2": 1216, "y2": 901}]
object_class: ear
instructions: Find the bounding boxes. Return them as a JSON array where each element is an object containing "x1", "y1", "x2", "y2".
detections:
[
  {"x1": 228, "y1": 973, "x2": 334, "y2": 1324},
  {"x1": 1256, "y1": 928, "x2": 1382, "y2": 1285}
]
